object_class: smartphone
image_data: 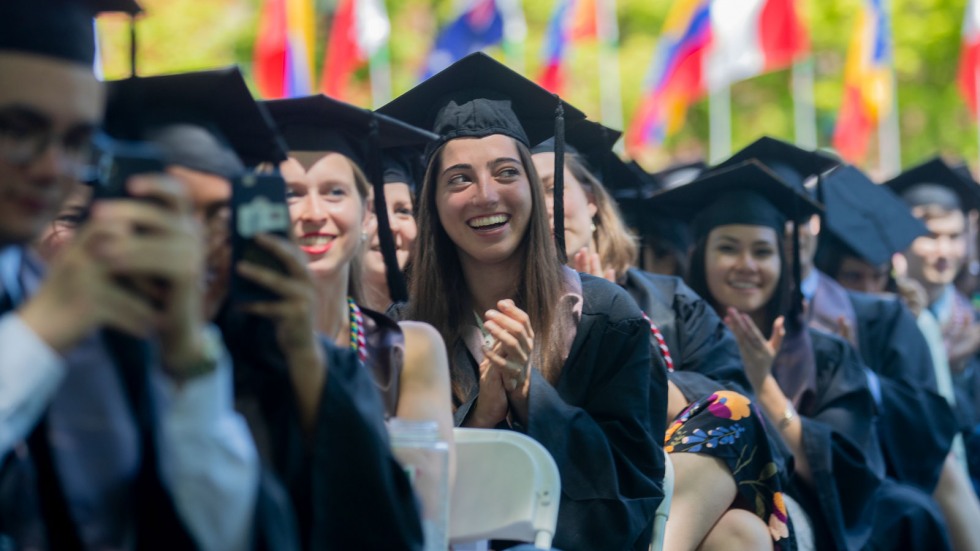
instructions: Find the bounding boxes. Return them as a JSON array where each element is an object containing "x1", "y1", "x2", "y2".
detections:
[
  {"x1": 230, "y1": 172, "x2": 292, "y2": 303},
  {"x1": 90, "y1": 140, "x2": 166, "y2": 202}
]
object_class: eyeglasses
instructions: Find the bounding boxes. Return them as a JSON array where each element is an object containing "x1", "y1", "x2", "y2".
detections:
[{"x1": 0, "y1": 107, "x2": 98, "y2": 180}]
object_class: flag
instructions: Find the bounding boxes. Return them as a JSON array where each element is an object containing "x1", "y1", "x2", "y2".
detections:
[
  {"x1": 625, "y1": 0, "x2": 711, "y2": 154},
  {"x1": 423, "y1": 0, "x2": 508, "y2": 78},
  {"x1": 538, "y1": 0, "x2": 597, "y2": 93},
  {"x1": 706, "y1": 0, "x2": 809, "y2": 90},
  {"x1": 322, "y1": 0, "x2": 391, "y2": 99},
  {"x1": 832, "y1": 0, "x2": 893, "y2": 163},
  {"x1": 958, "y1": 0, "x2": 980, "y2": 117},
  {"x1": 253, "y1": 0, "x2": 316, "y2": 99}
]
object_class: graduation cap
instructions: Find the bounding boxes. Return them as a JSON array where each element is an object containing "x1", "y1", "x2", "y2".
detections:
[
  {"x1": 0, "y1": 0, "x2": 141, "y2": 68},
  {"x1": 651, "y1": 161, "x2": 706, "y2": 191},
  {"x1": 264, "y1": 95, "x2": 439, "y2": 303},
  {"x1": 652, "y1": 160, "x2": 823, "y2": 321},
  {"x1": 714, "y1": 136, "x2": 839, "y2": 193},
  {"x1": 817, "y1": 165, "x2": 927, "y2": 266},
  {"x1": 531, "y1": 119, "x2": 621, "y2": 174},
  {"x1": 383, "y1": 148, "x2": 426, "y2": 196},
  {"x1": 884, "y1": 157, "x2": 980, "y2": 212},
  {"x1": 103, "y1": 67, "x2": 288, "y2": 176},
  {"x1": 377, "y1": 52, "x2": 586, "y2": 262}
]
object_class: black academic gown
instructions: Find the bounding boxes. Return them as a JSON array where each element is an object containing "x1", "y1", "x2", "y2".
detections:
[
  {"x1": 621, "y1": 268, "x2": 752, "y2": 399},
  {"x1": 444, "y1": 274, "x2": 666, "y2": 551},
  {"x1": 225, "y1": 314, "x2": 424, "y2": 551},
  {"x1": 810, "y1": 272, "x2": 957, "y2": 492},
  {"x1": 790, "y1": 329, "x2": 883, "y2": 551},
  {"x1": 0, "y1": 247, "x2": 197, "y2": 550}
]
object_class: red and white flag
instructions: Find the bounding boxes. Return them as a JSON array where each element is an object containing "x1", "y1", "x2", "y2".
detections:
[
  {"x1": 322, "y1": 0, "x2": 390, "y2": 100},
  {"x1": 705, "y1": 0, "x2": 809, "y2": 91},
  {"x1": 959, "y1": 0, "x2": 980, "y2": 117}
]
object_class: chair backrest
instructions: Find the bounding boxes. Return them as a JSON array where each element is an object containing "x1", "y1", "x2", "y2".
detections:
[
  {"x1": 449, "y1": 428, "x2": 561, "y2": 549},
  {"x1": 650, "y1": 450, "x2": 674, "y2": 551}
]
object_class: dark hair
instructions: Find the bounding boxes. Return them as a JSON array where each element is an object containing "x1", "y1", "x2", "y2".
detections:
[
  {"x1": 408, "y1": 138, "x2": 566, "y2": 401},
  {"x1": 813, "y1": 232, "x2": 851, "y2": 282},
  {"x1": 687, "y1": 228, "x2": 790, "y2": 337}
]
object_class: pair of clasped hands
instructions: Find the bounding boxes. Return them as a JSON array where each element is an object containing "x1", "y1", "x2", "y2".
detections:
[{"x1": 467, "y1": 299, "x2": 534, "y2": 429}]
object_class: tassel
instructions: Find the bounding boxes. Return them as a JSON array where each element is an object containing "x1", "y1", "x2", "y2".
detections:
[
  {"x1": 553, "y1": 96, "x2": 567, "y2": 264},
  {"x1": 368, "y1": 117, "x2": 409, "y2": 303}
]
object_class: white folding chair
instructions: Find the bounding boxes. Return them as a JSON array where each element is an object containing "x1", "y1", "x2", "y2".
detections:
[
  {"x1": 449, "y1": 428, "x2": 561, "y2": 549},
  {"x1": 650, "y1": 450, "x2": 674, "y2": 551}
]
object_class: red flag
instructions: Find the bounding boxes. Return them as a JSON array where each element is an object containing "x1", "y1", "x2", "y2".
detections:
[
  {"x1": 322, "y1": 0, "x2": 358, "y2": 98},
  {"x1": 254, "y1": 0, "x2": 288, "y2": 98},
  {"x1": 958, "y1": 0, "x2": 980, "y2": 117}
]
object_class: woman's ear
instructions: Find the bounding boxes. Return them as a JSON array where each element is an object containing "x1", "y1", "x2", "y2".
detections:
[{"x1": 587, "y1": 193, "x2": 599, "y2": 219}]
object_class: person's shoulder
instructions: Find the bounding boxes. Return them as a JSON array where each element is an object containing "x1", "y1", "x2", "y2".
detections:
[{"x1": 580, "y1": 273, "x2": 644, "y2": 323}]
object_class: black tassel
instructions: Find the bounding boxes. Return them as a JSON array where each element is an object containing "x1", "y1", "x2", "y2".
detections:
[
  {"x1": 789, "y1": 205, "x2": 804, "y2": 331},
  {"x1": 553, "y1": 96, "x2": 567, "y2": 264},
  {"x1": 368, "y1": 117, "x2": 409, "y2": 303}
]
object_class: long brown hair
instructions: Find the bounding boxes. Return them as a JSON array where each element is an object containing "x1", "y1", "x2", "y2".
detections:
[
  {"x1": 408, "y1": 138, "x2": 566, "y2": 401},
  {"x1": 564, "y1": 154, "x2": 638, "y2": 280}
]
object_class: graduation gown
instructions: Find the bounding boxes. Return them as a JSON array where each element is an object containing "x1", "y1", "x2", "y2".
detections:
[
  {"x1": 444, "y1": 274, "x2": 666, "y2": 551},
  {"x1": 809, "y1": 271, "x2": 956, "y2": 492},
  {"x1": 621, "y1": 269, "x2": 753, "y2": 398},
  {"x1": 226, "y1": 317, "x2": 424, "y2": 551},
  {"x1": 786, "y1": 329, "x2": 882, "y2": 551}
]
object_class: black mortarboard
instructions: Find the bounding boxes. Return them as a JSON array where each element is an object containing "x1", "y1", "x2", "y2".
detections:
[
  {"x1": 651, "y1": 161, "x2": 706, "y2": 190},
  {"x1": 531, "y1": 119, "x2": 621, "y2": 174},
  {"x1": 377, "y1": 52, "x2": 586, "y2": 263},
  {"x1": 263, "y1": 95, "x2": 436, "y2": 170},
  {"x1": 264, "y1": 95, "x2": 438, "y2": 303},
  {"x1": 0, "y1": 0, "x2": 141, "y2": 67},
  {"x1": 818, "y1": 165, "x2": 927, "y2": 266},
  {"x1": 715, "y1": 136, "x2": 839, "y2": 193},
  {"x1": 884, "y1": 157, "x2": 980, "y2": 212},
  {"x1": 103, "y1": 67, "x2": 288, "y2": 176},
  {"x1": 652, "y1": 161, "x2": 822, "y2": 240},
  {"x1": 378, "y1": 53, "x2": 585, "y2": 159},
  {"x1": 383, "y1": 147, "x2": 426, "y2": 195}
]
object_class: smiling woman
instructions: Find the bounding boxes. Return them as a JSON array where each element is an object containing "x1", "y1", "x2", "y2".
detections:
[{"x1": 379, "y1": 52, "x2": 666, "y2": 551}]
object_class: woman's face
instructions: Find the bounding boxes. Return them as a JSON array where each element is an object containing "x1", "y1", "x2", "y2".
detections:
[
  {"x1": 281, "y1": 152, "x2": 368, "y2": 279},
  {"x1": 705, "y1": 224, "x2": 781, "y2": 315},
  {"x1": 531, "y1": 152, "x2": 597, "y2": 259},
  {"x1": 33, "y1": 181, "x2": 91, "y2": 263},
  {"x1": 435, "y1": 135, "x2": 533, "y2": 267},
  {"x1": 363, "y1": 182, "x2": 417, "y2": 278}
]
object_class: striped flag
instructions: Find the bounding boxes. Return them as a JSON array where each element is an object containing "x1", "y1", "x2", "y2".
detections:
[
  {"x1": 538, "y1": 0, "x2": 597, "y2": 93},
  {"x1": 832, "y1": 0, "x2": 893, "y2": 163},
  {"x1": 423, "y1": 0, "x2": 523, "y2": 78},
  {"x1": 625, "y1": 0, "x2": 711, "y2": 154},
  {"x1": 253, "y1": 0, "x2": 316, "y2": 98},
  {"x1": 959, "y1": 0, "x2": 980, "y2": 117},
  {"x1": 706, "y1": 0, "x2": 808, "y2": 90},
  {"x1": 322, "y1": 0, "x2": 391, "y2": 100}
]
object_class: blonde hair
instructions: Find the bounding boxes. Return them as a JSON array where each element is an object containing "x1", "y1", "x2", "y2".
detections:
[{"x1": 565, "y1": 155, "x2": 638, "y2": 280}]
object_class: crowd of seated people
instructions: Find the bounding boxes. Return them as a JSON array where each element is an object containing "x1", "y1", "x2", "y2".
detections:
[{"x1": 7, "y1": 2, "x2": 980, "y2": 550}]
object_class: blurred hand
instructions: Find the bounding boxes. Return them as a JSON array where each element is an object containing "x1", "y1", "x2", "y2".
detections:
[
  {"x1": 724, "y1": 308, "x2": 785, "y2": 392},
  {"x1": 572, "y1": 247, "x2": 616, "y2": 282}
]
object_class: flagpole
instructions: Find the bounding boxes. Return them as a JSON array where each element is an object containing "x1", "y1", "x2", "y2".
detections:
[
  {"x1": 498, "y1": 0, "x2": 527, "y2": 74},
  {"x1": 368, "y1": 46, "x2": 391, "y2": 108},
  {"x1": 878, "y1": 0, "x2": 901, "y2": 177},
  {"x1": 709, "y1": 84, "x2": 732, "y2": 163},
  {"x1": 792, "y1": 56, "x2": 818, "y2": 149},
  {"x1": 596, "y1": 0, "x2": 624, "y2": 151}
]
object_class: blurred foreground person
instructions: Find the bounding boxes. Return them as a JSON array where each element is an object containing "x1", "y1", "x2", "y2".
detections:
[{"x1": 0, "y1": 2, "x2": 259, "y2": 549}]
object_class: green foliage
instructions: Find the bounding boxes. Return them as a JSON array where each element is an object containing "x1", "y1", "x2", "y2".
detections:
[{"x1": 97, "y1": 0, "x2": 980, "y2": 173}]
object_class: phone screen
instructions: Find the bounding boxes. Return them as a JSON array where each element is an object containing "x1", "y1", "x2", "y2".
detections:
[{"x1": 230, "y1": 172, "x2": 292, "y2": 302}]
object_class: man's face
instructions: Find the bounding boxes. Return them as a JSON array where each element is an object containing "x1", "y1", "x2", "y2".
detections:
[
  {"x1": 906, "y1": 208, "x2": 967, "y2": 288},
  {"x1": 0, "y1": 52, "x2": 103, "y2": 246}
]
